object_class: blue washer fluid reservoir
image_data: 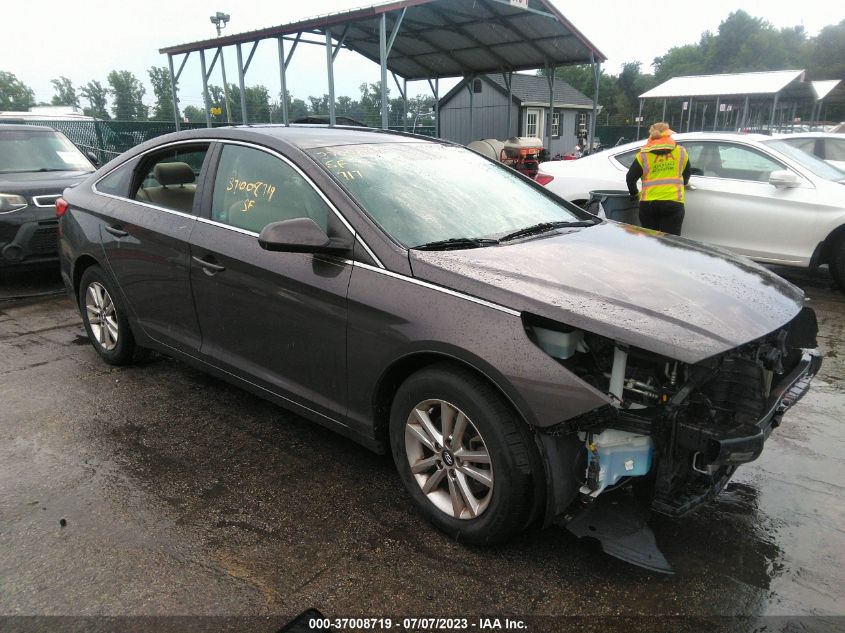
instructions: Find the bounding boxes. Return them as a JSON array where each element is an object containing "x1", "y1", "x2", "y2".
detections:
[{"x1": 582, "y1": 429, "x2": 654, "y2": 497}]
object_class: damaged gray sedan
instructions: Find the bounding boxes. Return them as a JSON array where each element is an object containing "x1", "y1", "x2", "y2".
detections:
[{"x1": 57, "y1": 127, "x2": 821, "y2": 572}]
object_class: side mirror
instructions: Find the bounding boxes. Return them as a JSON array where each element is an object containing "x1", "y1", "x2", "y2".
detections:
[
  {"x1": 768, "y1": 169, "x2": 801, "y2": 189},
  {"x1": 85, "y1": 151, "x2": 100, "y2": 167},
  {"x1": 258, "y1": 217, "x2": 350, "y2": 254}
]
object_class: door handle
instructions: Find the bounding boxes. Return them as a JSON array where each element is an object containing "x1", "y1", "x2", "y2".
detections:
[
  {"x1": 104, "y1": 225, "x2": 129, "y2": 237},
  {"x1": 192, "y1": 255, "x2": 226, "y2": 273}
]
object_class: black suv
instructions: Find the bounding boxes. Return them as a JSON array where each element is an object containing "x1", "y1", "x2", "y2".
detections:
[{"x1": 0, "y1": 124, "x2": 94, "y2": 268}]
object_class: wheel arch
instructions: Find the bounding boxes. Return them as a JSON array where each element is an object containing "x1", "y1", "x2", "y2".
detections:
[
  {"x1": 818, "y1": 223, "x2": 845, "y2": 266},
  {"x1": 372, "y1": 350, "x2": 550, "y2": 528},
  {"x1": 72, "y1": 254, "x2": 102, "y2": 305},
  {"x1": 371, "y1": 351, "x2": 533, "y2": 450}
]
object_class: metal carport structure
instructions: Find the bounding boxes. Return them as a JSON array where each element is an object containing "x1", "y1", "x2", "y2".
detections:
[
  {"x1": 158, "y1": 0, "x2": 606, "y2": 150},
  {"x1": 636, "y1": 70, "x2": 814, "y2": 137}
]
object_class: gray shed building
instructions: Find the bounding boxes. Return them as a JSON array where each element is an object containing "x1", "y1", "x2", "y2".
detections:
[{"x1": 438, "y1": 73, "x2": 598, "y2": 156}]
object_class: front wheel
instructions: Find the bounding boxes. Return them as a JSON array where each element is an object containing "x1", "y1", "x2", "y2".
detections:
[
  {"x1": 830, "y1": 235, "x2": 845, "y2": 292},
  {"x1": 389, "y1": 364, "x2": 540, "y2": 544},
  {"x1": 78, "y1": 265, "x2": 143, "y2": 365}
]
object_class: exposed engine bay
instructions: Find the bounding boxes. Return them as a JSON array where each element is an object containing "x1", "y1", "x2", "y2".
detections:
[{"x1": 524, "y1": 307, "x2": 822, "y2": 571}]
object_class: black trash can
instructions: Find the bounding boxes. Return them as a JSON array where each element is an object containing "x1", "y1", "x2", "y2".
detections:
[{"x1": 586, "y1": 190, "x2": 640, "y2": 226}]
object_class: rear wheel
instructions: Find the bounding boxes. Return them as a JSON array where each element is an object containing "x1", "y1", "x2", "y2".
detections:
[
  {"x1": 78, "y1": 265, "x2": 144, "y2": 365},
  {"x1": 389, "y1": 364, "x2": 540, "y2": 544}
]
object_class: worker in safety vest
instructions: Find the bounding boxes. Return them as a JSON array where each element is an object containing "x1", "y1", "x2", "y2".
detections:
[{"x1": 626, "y1": 122, "x2": 691, "y2": 236}]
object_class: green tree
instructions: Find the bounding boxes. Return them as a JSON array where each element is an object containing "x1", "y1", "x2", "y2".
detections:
[
  {"x1": 80, "y1": 80, "x2": 110, "y2": 119},
  {"x1": 182, "y1": 105, "x2": 206, "y2": 123},
  {"x1": 107, "y1": 70, "x2": 148, "y2": 120},
  {"x1": 269, "y1": 90, "x2": 310, "y2": 122},
  {"x1": 148, "y1": 67, "x2": 175, "y2": 120},
  {"x1": 308, "y1": 94, "x2": 330, "y2": 114},
  {"x1": 50, "y1": 76, "x2": 79, "y2": 108},
  {"x1": 0, "y1": 71, "x2": 36, "y2": 111},
  {"x1": 358, "y1": 81, "x2": 389, "y2": 126},
  {"x1": 221, "y1": 84, "x2": 272, "y2": 123},
  {"x1": 807, "y1": 20, "x2": 845, "y2": 81}
]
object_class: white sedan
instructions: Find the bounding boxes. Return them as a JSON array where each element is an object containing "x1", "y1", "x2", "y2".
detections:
[
  {"x1": 774, "y1": 132, "x2": 845, "y2": 171},
  {"x1": 537, "y1": 132, "x2": 845, "y2": 288}
]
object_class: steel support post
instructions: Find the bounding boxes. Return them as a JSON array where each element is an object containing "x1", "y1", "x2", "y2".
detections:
[
  {"x1": 277, "y1": 37, "x2": 289, "y2": 126},
  {"x1": 468, "y1": 76, "x2": 474, "y2": 141},
  {"x1": 325, "y1": 28, "x2": 336, "y2": 126},
  {"x1": 769, "y1": 93, "x2": 779, "y2": 129},
  {"x1": 167, "y1": 54, "x2": 180, "y2": 130},
  {"x1": 236, "y1": 43, "x2": 248, "y2": 124},
  {"x1": 636, "y1": 99, "x2": 643, "y2": 139},
  {"x1": 505, "y1": 72, "x2": 513, "y2": 137},
  {"x1": 220, "y1": 48, "x2": 232, "y2": 123},
  {"x1": 589, "y1": 56, "x2": 600, "y2": 153},
  {"x1": 379, "y1": 14, "x2": 388, "y2": 129},
  {"x1": 686, "y1": 98, "x2": 694, "y2": 132},
  {"x1": 200, "y1": 50, "x2": 211, "y2": 128},
  {"x1": 547, "y1": 65, "x2": 555, "y2": 151},
  {"x1": 713, "y1": 97, "x2": 720, "y2": 131},
  {"x1": 662, "y1": 99, "x2": 667, "y2": 122},
  {"x1": 435, "y1": 78, "x2": 439, "y2": 137}
]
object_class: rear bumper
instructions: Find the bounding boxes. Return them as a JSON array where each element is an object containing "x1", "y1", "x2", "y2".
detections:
[{"x1": 676, "y1": 349, "x2": 822, "y2": 469}]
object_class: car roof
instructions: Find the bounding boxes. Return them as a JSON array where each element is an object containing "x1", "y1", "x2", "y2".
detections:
[
  {"x1": 773, "y1": 132, "x2": 843, "y2": 139},
  {"x1": 0, "y1": 123, "x2": 58, "y2": 132},
  {"x1": 209, "y1": 124, "x2": 436, "y2": 150}
]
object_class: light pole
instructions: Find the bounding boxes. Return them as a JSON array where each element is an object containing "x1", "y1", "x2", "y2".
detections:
[{"x1": 210, "y1": 12, "x2": 233, "y2": 124}]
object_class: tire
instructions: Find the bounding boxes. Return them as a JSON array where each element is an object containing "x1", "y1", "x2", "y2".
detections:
[
  {"x1": 830, "y1": 236, "x2": 845, "y2": 292},
  {"x1": 389, "y1": 363, "x2": 540, "y2": 545},
  {"x1": 78, "y1": 265, "x2": 144, "y2": 365}
]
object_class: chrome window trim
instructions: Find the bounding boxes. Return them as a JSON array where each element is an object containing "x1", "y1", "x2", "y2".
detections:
[
  {"x1": 93, "y1": 190, "x2": 197, "y2": 220},
  {"x1": 216, "y1": 140, "x2": 384, "y2": 268},
  {"x1": 90, "y1": 137, "x2": 385, "y2": 269},
  {"x1": 352, "y1": 261, "x2": 520, "y2": 317},
  {"x1": 33, "y1": 194, "x2": 61, "y2": 208},
  {"x1": 196, "y1": 216, "x2": 259, "y2": 238}
]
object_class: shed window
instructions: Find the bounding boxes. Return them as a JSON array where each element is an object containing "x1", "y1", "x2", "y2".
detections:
[
  {"x1": 551, "y1": 111, "x2": 560, "y2": 137},
  {"x1": 472, "y1": 79, "x2": 482, "y2": 93}
]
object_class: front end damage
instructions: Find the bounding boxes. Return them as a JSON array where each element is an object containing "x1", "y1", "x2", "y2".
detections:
[{"x1": 526, "y1": 307, "x2": 822, "y2": 572}]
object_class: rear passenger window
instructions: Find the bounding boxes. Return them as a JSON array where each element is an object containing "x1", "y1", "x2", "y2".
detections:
[
  {"x1": 96, "y1": 160, "x2": 136, "y2": 197},
  {"x1": 133, "y1": 145, "x2": 209, "y2": 214},
  {"x1": 211, "y1": 144, "x2": 330, "y2": 234}
]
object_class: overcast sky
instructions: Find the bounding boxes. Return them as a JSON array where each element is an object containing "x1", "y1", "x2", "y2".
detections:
[{"x1": 5, "y1": 0, "x2": 843, "y2": 112}]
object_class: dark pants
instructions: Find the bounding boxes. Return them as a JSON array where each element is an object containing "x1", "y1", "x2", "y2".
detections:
[{"x1": 638, "y1": 201, "x2": 685, "y2": 236}]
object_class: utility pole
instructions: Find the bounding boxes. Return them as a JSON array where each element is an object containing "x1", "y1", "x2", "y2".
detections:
[{"x1": 210, "y1": 12, "x2": 233, "y2": 124}]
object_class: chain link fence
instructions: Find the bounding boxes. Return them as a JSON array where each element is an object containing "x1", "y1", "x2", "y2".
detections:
[{"x1": 2, "y1": 118, "x2": 436, "y2": 165}]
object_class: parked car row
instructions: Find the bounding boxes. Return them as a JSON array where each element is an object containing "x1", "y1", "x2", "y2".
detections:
[
  {"x1": 537, "y1": 131, "x2": 845, "y2": 289},
  {"x1": 54, "y1": 126, "x2": 821, "y2": 570}
]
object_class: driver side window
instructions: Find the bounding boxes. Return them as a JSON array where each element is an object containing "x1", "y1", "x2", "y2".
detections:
[{"x1": 211, "y1": 144, "x2": 330, "y2": 234}]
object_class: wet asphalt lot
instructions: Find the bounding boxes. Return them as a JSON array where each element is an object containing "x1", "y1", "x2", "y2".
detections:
[{"x1": 0, "y1": 266, "x2": 843, "y2": 632}]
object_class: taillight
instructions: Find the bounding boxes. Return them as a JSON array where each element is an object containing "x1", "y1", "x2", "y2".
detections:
[
  {"x1": 535, "y1": 174, "x2": 554, "y2": 186},
  {"x1": 55, "y1": 197, "x2": 69, "y2": 217}
]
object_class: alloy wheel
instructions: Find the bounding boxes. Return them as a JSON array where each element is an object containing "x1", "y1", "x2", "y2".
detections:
[
  {"x1": 404, "y1": 399, "x2": 494, "y2": 519},
  {"x1": 85, "y1": 281, "x2": 119, "y2": 351}
]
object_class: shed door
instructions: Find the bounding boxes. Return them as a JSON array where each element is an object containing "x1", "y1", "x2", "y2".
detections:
[{"x1": 525, "y1": 108, "x2": 544, "y2": 139}]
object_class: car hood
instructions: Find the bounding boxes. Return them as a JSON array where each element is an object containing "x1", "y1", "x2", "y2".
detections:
[
  {"x1": 409, "y1": 222, "x2": 804, "y2": 364},
  {"x1": 0, "y1": 170, "x2": 91, "y2": 193}
]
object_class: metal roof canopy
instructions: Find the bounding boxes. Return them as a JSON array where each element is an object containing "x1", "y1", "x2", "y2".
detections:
[
  {"x1": 632, "y1": 70, "x2": 820, "y2": 137},
  {"x1": 639, "y1": 70, "x2": 808, "y2": 100},
  {"x1": 158, "y1": 0, "x2": 605, "y2": 149}
]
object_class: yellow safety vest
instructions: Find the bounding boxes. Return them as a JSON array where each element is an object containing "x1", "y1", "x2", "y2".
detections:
[{"x1": 636, "y1": 144, "x2": 689, "y2": 203}]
